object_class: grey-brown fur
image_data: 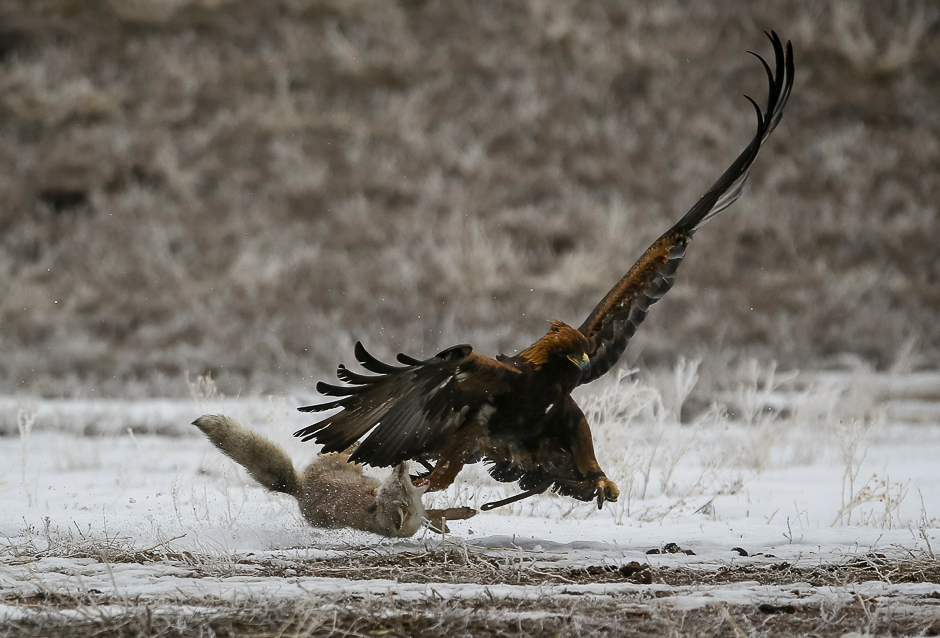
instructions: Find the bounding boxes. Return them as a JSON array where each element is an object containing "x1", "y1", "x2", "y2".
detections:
[{"x1": 193, "y1": 414, "x2": 428, "y2": 537}]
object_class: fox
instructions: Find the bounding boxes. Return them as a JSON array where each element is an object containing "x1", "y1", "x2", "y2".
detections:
[{"x1": 192, "y1": 414, "x2": 474, "y2": 537}]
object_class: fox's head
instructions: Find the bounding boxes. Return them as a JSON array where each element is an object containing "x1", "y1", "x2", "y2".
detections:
[{"x1": 374, "y1": 463, "x2": 428, "y2": 537}]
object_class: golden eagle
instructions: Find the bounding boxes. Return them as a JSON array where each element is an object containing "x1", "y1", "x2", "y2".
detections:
[{"x1": 295, "y1": 32, "x2": 794, "y2": 509}]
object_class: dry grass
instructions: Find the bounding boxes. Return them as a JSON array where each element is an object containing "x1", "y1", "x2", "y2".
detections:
[
  {"x1": 0, "y1": 0, "x2": 938, "y2": 398},
  {"x1": 8, "y1": 595, "x2": 928, "y2": 638},
  {"x1": 4, "y1": 543, "x2": 940, "y2": 637}
]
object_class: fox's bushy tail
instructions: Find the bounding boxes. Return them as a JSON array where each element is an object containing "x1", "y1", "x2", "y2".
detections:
[{"x1": 193, "y1": 415, "x2": 299, "y2": 496}]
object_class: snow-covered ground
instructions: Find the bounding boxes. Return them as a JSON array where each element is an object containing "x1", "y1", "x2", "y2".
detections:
[{"x1": 2, "y1": 368, "x2": 940, "y2": 635}]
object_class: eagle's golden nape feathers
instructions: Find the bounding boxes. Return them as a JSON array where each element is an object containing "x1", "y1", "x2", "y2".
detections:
[{"x1": 295, "y1": 32, "x2": 794, "y2": 511}]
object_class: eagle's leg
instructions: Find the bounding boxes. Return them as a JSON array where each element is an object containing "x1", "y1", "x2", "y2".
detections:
[
  {"x1": 423, "y1": 426, "x2": 481, "y2": 491},
  {"x1": 570, "y1": 413, "x2": 619, "y2": 508},
  {"x1": 425, "y1": 456, "x2": 468, "y2": 492}
]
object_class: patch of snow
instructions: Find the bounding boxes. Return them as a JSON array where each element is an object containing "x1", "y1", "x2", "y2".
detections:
[{"x1": 1, "y1": 387, "x2": 939, "y2": 615}]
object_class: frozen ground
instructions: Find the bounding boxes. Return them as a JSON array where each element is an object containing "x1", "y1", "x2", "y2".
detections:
[{"x1": 2, "y1": 367, "x2": 940, "y2": 636}]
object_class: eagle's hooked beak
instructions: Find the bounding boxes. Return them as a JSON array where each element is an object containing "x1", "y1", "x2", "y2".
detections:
[{"x1": 568, "y1": 353, "x2": 591, "y2": 377}]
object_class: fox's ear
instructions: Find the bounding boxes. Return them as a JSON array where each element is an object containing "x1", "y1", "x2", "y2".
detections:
[{"x1": 392, "y1": 507, "x2": 404, "y2": 531}]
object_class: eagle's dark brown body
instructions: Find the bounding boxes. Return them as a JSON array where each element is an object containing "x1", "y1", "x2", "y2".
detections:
[
  {"x1": 296, "y1": 33, "x2": 794, "y2": 509},
  {"x1": 425, "y1": 324, "x2": 608, "y2": 502}
]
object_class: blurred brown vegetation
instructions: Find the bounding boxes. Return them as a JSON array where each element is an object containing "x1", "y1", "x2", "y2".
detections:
[{"x1": 0, "y1": 0, "x2": 937, "y2": 398}]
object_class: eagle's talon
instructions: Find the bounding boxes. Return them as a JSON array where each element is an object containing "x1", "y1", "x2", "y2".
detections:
[{"x1": 595, "y1": 478, "x2": 620, "y2": 509}]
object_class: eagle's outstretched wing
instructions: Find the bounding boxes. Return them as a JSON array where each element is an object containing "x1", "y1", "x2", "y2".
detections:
[
  {"x1": 294, "y1": 342, "x2": 521, "y2": 467},
  {"x1": 577, "y1": 31, "x2": 794, "y2": 384}
]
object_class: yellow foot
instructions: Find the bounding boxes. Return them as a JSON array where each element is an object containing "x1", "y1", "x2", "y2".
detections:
[{"x1": 596, "y1": 478, "x2": 620, "y2": 509}]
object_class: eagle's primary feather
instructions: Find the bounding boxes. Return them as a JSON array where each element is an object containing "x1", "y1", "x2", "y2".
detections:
[{"x1": 295, "y1": 32, "x2": 794, "y2": 508}]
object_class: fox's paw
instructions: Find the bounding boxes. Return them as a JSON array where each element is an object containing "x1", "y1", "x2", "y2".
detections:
[
  {"x1": 595, "y1": 477, "x2": 620, "y2": 509},
  {"x1": 425, "y1": 507, "x2": 478, "y2": 534},
  {"x1": 441, "y1": 506, "x2": 477, "y2": 521}
]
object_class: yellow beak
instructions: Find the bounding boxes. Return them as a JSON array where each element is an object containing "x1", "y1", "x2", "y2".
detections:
[{"x1": 568, "y1": 353, "x2": 591, "y2": 376}]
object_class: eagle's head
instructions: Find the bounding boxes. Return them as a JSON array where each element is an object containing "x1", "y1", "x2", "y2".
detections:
[{"x1": 520, "y1": 320, "x2": 591, "y2": 381}]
